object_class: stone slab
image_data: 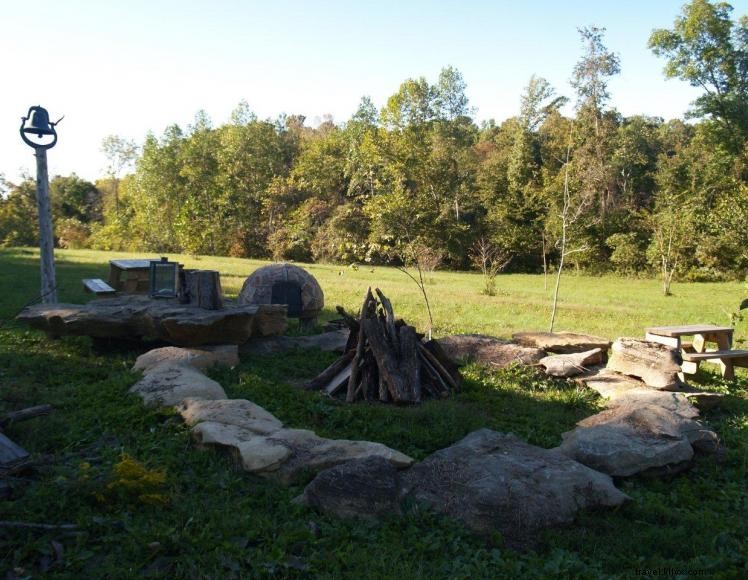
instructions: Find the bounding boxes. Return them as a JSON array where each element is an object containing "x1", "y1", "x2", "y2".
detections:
[
  {"x1": 512, "y1": 331, "x2": 611, "y2": 354},
  {"x1": 17, "y1": 295, "x2": 287, "y2": 346}
]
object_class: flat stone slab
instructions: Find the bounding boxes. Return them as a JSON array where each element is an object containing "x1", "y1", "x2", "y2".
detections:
[
  {"x1": 575, "y1": 368, "x2": 646, "y2": 400},
  {"x1": 191, "y1": 421, "x2": 414, "y2": 484},
  {"x1": 400, "y1": 429, "x2": 629, "y2": 542},
  {"x1": 436, "y1": 334, "x2": 545, "y2": 368},
  {"x1": 177, "y1": 397, "x2": 284, "y2": 431},
  {"x1": 129, "y1": 365, "x2": 227, "y2": 406},
  {"x1": 540, "y1": 348, "x2": 604, "y2": 378},
  {"x1": 240, "y1": 330, "x2": 349, "y2": 356},
  {"x1": 512, "y1": 331, "x2": 611, "y2": 354},
  {"x1": 17, "y1": 295, "x2": 287, "y2": 346},
  {"x1": 133, "y1": 345, "x2": 240, "y2": 373}
]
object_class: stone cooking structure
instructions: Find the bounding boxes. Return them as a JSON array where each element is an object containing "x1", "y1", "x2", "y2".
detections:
[{"x1": 239, "y1": 263, "x2": 324, "y2": 327}]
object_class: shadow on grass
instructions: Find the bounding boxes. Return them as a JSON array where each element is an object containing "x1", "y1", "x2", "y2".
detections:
[{"x1": 0, "y1": 250, "x2": 109, "y2": 320}]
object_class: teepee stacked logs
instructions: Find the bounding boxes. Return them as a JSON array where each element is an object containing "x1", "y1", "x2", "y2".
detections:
[{"x1": 304, "y1": 288, "x2": 461, "y2": 404}]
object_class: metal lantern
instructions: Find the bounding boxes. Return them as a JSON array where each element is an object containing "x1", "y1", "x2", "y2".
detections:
[{"x1": 149, "y1": 257, "x2": 179, "y2": 298}]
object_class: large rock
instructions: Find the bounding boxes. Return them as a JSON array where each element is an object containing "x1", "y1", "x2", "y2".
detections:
[
  {"x1": 436, "y1": 334, "x2": 544, "y2": 368},
  {"x1": 557, "y1": 403, "x2": 718, "y2": 477},
  {"x1": 129, "y1": 365, "x2": 227, "y2": 406},
  {"x1": 400, "y1": 429, "x2": 629, "y2": 541},
  {"x1": 512, "y1": 331, "x2": 611, "y2": 354},
  {"x1": 297, "y1": 456, "x2": 403, "y2": 520},
  {"x1": 540, "y1": 348, "x2": 604, "y2": 378},
  {"x1": 133, "y1": 345, "x2": 240, "y2": 373},
  {"x1": 240, "y1": 330, "x2": 349, "y2": 356},
  {"x1": 607, "y1": 338, "x2": 684, "y2": 390},
  {"x1": 16, "y1": 295, "x2": 287, "y2": 346}
]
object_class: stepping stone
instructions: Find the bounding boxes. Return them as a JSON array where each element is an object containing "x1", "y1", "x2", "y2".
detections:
[
  {"x1": 240, "y1": 330, "x2": 349, "y2": 356},
  {"x1": 191, "y1": 422, "x2": 414, "y2": 484},
  {"x1": 133, "y1": 345, "x2": 239, "y2": 373},
  {"x1": 129, "y1": 365, "x2": 227, "y2": 407},
  {"x1": 540, "y1": 348, "x2": 604, "y2": 377},
  {"x1": 512, "y1": 331, "x2": 611, "y2": 354},
  {"x1": 436, "y1": 334, "x2": 544, "y2": 368},
  {"x1": 176, "y1": 397, "x2": 283, "y2": 431}
]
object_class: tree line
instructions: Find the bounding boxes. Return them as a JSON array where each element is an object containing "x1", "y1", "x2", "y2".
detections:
[{"x1": 1, "y1": 0, "x2": 746, "y2": 288}]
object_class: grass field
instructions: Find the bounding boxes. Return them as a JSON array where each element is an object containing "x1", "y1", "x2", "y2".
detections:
[{"x1": 1, "y1": 248, "x2": 746, "y2": 578}]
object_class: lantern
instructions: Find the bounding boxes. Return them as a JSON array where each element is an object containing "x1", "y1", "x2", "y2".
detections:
[{"x1": 149, "y1": 257, "x2": 179, "y2": 298}]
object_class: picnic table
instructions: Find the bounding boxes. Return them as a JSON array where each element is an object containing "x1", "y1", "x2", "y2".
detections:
[
  {"x1": 107, "y1": 259, "x2": 154, "y2": 294},
  {"x1": 645, "y1": 324, "x2": 748, "y2": 380}
]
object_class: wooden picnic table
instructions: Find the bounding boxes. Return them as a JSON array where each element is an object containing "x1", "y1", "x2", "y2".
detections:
[
  {"x1": 108, "y1": 259, "x2": 155, "y2": 294},
  {"x1": 645, "y1": 324, "x2": 747, "y2": 380}
]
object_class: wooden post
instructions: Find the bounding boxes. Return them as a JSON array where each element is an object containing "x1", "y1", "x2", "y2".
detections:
[
  {"x1": 35, "y1": 148, "x2": 57, "y2": 304},
  {"x1": 185, "y1": 270, "x2": 224, "y2": 310}
]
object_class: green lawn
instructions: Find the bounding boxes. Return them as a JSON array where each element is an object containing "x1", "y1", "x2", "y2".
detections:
[{"x1": 1, "y1": 248, "x2": 746, "y2": 578}]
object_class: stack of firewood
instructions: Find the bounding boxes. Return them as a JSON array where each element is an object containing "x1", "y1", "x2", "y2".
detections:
[{"x1": 304, "y1": 288, "x2": 461, "y2": 404}]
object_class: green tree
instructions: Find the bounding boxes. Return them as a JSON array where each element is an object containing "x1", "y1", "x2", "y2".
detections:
[
  {"x1": 0, "y1": 178, "x2": 38, "y2": 247},
  {"x1": 100, "y1": 135, "x2": 138, "y2": 215},
  {"x1": 649, "y1": 0, "x2": 748, "y2": 149}
]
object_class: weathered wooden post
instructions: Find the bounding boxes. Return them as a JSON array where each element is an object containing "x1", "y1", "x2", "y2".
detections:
[{"x1": 20, "y1": 106, "x2": 62, "y2": 304}]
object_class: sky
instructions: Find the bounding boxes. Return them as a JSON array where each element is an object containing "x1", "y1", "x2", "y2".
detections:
[{"x1": 1, "y1": 0, "x2": 746, "y2": 185}]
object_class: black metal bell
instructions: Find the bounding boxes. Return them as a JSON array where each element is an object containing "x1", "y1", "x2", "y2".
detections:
[{"x1": 23, "y1": 106, "x2": 55, "y2": 137}]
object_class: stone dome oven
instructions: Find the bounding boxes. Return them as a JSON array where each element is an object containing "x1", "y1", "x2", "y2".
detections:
[{"x1": 239, "y1": 263, "x2": 324, "y2": 326}]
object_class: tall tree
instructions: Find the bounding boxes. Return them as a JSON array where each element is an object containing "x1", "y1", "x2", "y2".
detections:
[
  {"x1": 570, "y1": 26, "x2": 621, "y2": 233},
  {"x1": 649, "y1": 0, "x2": 748, "y2": 149},
  {"x1": 100, "y1": 135, "x2": 138, "y2": 215}
]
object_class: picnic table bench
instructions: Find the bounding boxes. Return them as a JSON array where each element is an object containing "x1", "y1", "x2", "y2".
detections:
[
  {"x1": 645, "y1": 324, "x2": 748, "y2": 380},
  {"x1": 82, "y1": 278, "x2": 116, "y2": 295}
]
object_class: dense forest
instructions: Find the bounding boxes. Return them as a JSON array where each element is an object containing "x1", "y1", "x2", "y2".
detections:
[{"x1": 2, "y1": 0, "x2": 747, "y2": 284}]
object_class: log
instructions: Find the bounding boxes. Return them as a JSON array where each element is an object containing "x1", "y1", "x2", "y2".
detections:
[
  {"x1": 375, "y1": 288, "x2": 399, "y2": 352},
  {"x1": 418, "y1": 343, "x2": 459, "y2": 392},
  {"x1": 304, "y1": 351, "x2": 355, "y2": 391},
  {"x1": 418, "y1": 350, "x2": 449, "y2": 397},
  {"x1": 0, "y1": 520, "x2": 77, "y2": 531},
  {"x1": 0, "y1": 404, "x2": 53, "y2": 429},
  {"x1": 324, "y1": 364, "x2": 354, "y2": 396},
  {"x1": 335, "y1": 306, "x2": 360, "y2": 333},
  {"x1": 423, "y1": 340, "x2": 462, "y2": 387},
  {"x1": 186, "y1": 270, "x2": 224, "y2": 310},
  {"x1": 364, "y1": 318, "x2": 418, "y2": 403},
  {"x1": 306, "y1": 289, "x2": 460, "y2": 404},
  {"x1": 399, "y1": 325, "x2": 422, "y2": 402},
  {"x1": 1, "y1": 432, "x2": 30, "y2": 475},
  {"x1": 347, "y1": 289, "x2": 374, "y2": 402}
]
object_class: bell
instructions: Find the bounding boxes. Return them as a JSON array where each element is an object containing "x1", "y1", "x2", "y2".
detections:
[{"x1": 23, "y1": 106, "x2": 55, "y2": 137}]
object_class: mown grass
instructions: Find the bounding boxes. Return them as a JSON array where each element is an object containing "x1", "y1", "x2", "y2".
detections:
[{"x1": 0, "y1": 247, "x2": 746, "y2": 578}]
